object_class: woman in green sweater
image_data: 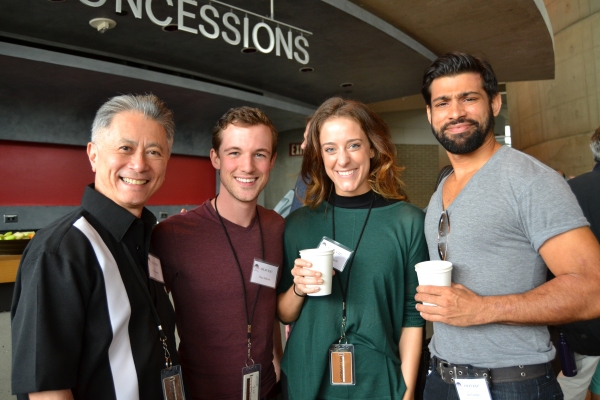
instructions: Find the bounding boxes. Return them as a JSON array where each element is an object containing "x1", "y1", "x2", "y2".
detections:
[{"x1": 277, "y1": 97, "x2": 427, "y2": 400}]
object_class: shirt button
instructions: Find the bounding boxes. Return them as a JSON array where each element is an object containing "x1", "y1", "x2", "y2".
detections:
[{"x1": 136, "y1": 245, "x2": 140, "y2": 250}]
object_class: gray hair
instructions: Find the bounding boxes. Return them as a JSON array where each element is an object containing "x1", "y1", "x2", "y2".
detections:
[
  {"x1": 591, "y1": 126, "x2": 600, "y2": 163},
  {"x1": 91, "y1": 94, "x2": 175, "y2": 151}
]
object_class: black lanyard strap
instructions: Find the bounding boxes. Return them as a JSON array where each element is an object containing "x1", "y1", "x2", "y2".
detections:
[
  {"x1": 214, "y1": 195, "x2": 264, "y2": 365},
  {"x1": 121, "y1": 243, "x2": 172, "y2": 368},
  {"x1": 331, "y1": 192, "x2": 375, "y2": 341}
]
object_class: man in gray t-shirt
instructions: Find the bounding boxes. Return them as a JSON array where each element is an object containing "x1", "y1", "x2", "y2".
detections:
[{"x1": 416, "y1": 52, "x2": 600, "y2": 400}]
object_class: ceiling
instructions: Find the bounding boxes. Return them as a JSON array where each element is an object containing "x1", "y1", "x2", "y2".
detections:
[{"x1": 0, "y1": 0, "x2": 554, "y2": 156}]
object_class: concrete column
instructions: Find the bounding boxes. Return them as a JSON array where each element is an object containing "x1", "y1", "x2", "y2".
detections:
[{"x1": 506, "y1": 0, "x2": 600, "y2": 176}]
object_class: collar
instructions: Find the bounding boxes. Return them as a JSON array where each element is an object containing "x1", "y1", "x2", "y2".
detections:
[
  {"x1": 326, "y1": 190, "x2": 398, "y2": 209},
  {"x1": 80, "y1": 184, "x2": 157, "y2": 242}
]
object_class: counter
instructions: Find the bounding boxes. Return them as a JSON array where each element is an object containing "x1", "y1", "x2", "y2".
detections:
[{"x1": 0, "y1": 255, "x2": 20, "y2": 283}]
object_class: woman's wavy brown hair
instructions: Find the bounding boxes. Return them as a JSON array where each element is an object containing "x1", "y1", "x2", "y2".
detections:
[{"x1": 301, "y1": 97, "x2": 407, "y2": 208}]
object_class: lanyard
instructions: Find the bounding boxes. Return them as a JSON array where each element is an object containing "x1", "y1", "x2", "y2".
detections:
[
  {"x1": 214, "y1": 195, "x2": 264, "y2": 365},
  {"x1": 331, "y1": 192, "x2": 375, "y2": 343},
  {"x1": 121, "y1": 243, "x2": 172, "y2": 369}
]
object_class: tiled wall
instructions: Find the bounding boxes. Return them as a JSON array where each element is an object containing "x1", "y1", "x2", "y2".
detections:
[
  {"x1": 506, "y1": 0, "x2": 600, "y2": 176},
  {"x1": 395, "y1": 144, "x2": 439, "y2": 209}
]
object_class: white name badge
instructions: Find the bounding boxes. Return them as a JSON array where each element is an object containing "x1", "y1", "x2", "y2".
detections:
[
  {"x1": 148, "y1": 254, "x2": 165, "y2": 283},
  {"x1": 250, "y1": 259, "x2": 279, "y2": 288},
  {"x1": 455, "y1": 378, "x2": 492, "y2": 400},
  {"x1": 318, "y1": 237, "x2": 353, "y2": 272}
]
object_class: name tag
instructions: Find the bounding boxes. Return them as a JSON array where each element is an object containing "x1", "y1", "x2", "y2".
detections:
[
  {"x1": 242, "y1": 364, "x2": 261, "y2": 400},
  {"x1": 318, "y1": 237, "x2": 353, "y2": 272},
  {"x1": 329, "y1": 343, "x2": 355, "y2": 385},
  {"x1": 250, "y1": 259, "x2": 279, "y2": 289},
  {"x1": 148, "y1": 254, "x2": 165, "y2": 283},
  {"x1": 455, "y1": 378, "x2": 492, "y2": 400}
]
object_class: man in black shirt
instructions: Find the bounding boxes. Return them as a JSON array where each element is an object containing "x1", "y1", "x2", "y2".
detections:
[
  {"x1": 11, "y1": 94, "x2": 179, "y2": 400},
  {"x1": 558, "y1": 126, "x2": 600, "y2": 399}
]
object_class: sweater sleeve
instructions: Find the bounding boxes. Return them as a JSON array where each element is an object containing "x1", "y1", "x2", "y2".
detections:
[
  {"x1": 277, "y1": 215, "x2": 299, "y2": 295},
  {"x1": 402, "y1": 208, "x2": 428, "y2": 328}
]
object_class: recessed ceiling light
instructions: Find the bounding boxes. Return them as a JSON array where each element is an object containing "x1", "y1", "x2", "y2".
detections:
[
  {"x1": 162, "y1": 24, "x2": 178, "y2": 32},
  {"x1": 299, "y1": 67, "x2": 314, "y2": 73},
  {"x1": 241, "y1": 47, "x2": 257, "y2": 54},
  {"x1": 89, "y1": 18, "x2": 117, "y2": 34},
  {"x1": 340, "y1": 82, "x2": 353, "y2": 88}
]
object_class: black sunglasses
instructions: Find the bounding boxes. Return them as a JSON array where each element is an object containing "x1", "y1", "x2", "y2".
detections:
[{"x1": 438, "y1": 210, "x2": 450, "y2": 261}]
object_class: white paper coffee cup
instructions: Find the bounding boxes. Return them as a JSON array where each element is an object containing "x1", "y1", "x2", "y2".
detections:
[
  {"x1": 299, "y1": 248, "x2": 334, "y2": 296},
  {"x1": 415, "y1": 260, "x2": 453, "y2": 306}
]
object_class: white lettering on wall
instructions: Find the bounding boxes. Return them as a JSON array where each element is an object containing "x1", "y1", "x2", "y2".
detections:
[
  {"x1": 275, "y1": 27, "x2": 292, "y2": 59},
  {"x1": 221, "y1": 12, "x2": 241, "y2": 45},
  {"x1": 199, "y1": 4, "x2": 219, "y2": 39},
  {"x1": 243, "y1": 15, "x2": 250, "y2": 48},
  {"x1": 79, "y1": 0, "x2": 311, "y2": 65},
  {"x1": 146, "y1": 0, "x2": 174, "y2": 26},
  {"x1": 80, "y1": 0, "x2": 106, "y2": 6},
  {"x1": 178, "y1": 0, "x2": 198, "y2": 34},
  {"x1": 252, "y1": 22, "x2": 274, "y2": 54},
  {"x1": 294, "y1": 35, "x2": 309, "y2": 65}
]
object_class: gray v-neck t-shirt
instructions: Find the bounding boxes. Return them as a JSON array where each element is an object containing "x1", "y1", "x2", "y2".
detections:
[{"x1": 424, "y1": 146, "x2": 588, "y2": 368}]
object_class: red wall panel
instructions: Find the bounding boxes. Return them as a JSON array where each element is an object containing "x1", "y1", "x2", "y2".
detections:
[{"x1": 0, "y1": 141, "x2": 215, "y2": 206}]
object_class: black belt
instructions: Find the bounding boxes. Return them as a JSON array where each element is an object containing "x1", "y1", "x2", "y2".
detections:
[{"x1": 432, "y1": 356, "x2": 551, "y2": 385}]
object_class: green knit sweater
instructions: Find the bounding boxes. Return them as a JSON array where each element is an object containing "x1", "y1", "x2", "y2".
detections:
[{"x1": 278, "y1": 200, "x2": 427, "y2": 400}]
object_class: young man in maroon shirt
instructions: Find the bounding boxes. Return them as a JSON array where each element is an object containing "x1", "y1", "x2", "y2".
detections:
[{"x1": 151, "y1": 106, "x2": 284, "y2": 400}]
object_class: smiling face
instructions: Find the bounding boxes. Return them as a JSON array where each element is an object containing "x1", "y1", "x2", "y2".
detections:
[
  {"x1": 87, "y1": 111, "x2": 170, "y2": 217},
  {"x1": 427, "y1": 72, "x2": 501, "y2": 155},
  {"x1": 210, "y1": 123, "x2": 276, "y2": 205},
  {"x1": 320, "y1": 116, "x2": 374, "y2": 197}
]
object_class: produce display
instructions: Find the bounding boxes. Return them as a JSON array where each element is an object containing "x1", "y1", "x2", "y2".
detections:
[{"x1": 0, "y1": 231, "x2": 35, "y2": 240}]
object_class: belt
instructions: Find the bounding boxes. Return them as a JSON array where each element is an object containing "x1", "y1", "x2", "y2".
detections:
[{"x1": 432, "y1": 356, "x2": 550, "y2": 385}]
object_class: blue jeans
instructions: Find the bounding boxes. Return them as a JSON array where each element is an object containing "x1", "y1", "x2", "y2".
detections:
[{"x1": 423, "y1": 363, "x2": 564, "y2": 400}]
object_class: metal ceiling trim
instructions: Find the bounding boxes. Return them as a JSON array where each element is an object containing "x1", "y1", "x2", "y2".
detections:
[
  {"x1": 320, "y1": 0, "x2": 437, "y2": 61},
  {"x1": 0, "y1": 41, "x2": 316, "y2": 116},
  {"x1": 210, "y1": 0, "x2": 313, "y2": 35},
  {"x1": 0, "y1": 31, "x2": 270, "y2": 96}
]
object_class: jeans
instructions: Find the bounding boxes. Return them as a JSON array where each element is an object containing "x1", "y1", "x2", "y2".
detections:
[{"x1": 423, "y1": 362, "x2": 564, "y2": 400}]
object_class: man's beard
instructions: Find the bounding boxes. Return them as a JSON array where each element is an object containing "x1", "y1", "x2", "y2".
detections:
[{"x1": 431, "y1": 108, "x2": 495, "y2": 155}]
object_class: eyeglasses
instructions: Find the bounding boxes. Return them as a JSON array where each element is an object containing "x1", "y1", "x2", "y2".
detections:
[{"x1": 438, "y1": 210, "x2": 450, "y2": 261}]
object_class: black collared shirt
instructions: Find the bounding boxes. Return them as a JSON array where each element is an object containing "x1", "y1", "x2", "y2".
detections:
[
  {"x1": 11, "y1": 185, "x2": 178, "y2": 400},
  {"x1": 568, "y1": 163, "x2": 600, "y2": 241}
]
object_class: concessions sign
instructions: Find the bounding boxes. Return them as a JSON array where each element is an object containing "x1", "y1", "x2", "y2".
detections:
[{"x1": 80, "y1": 0, "x2": 312, "y2": 65}]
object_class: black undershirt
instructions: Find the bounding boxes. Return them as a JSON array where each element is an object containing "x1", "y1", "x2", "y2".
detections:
[{"x1": 327, "y1": 190, "x2": 400, "y2": 209}]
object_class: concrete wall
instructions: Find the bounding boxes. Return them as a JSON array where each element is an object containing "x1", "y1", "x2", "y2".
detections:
[
  {"x1": 396, "y1": 144, "x2": 439, "y2": 209},
  {"x1": 507, "y1": 0, "x2": 600, "y2": 176}
]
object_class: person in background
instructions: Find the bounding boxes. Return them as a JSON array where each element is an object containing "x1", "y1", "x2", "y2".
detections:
[
  {"x1": 556, "y1": 126, "x2": 600, "y2": 400},
  {"x1": 151, "y1": 106, "x2": 284, "y2": 400},
  {"x1": 278, "y1": 97, "x2": 427, "y2": 400},
  {"x1": 289, "y1": 116, "x2": 312, "y2": 213},
  {"x1": 11, "y1": 94, "x2": 179, "y2": 400},
  {"x1": 416, "y1": 52, "x2": 600, "y2": 400},
  {"x1": 592, "y1": 364, "x2": 600, "y2": 400}
]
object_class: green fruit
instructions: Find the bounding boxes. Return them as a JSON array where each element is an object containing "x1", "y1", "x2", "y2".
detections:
[{"x1": 4, "y1": 235, "x2": 15, "y2": 240}]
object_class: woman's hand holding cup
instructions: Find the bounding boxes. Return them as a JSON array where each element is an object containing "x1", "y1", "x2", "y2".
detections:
[{"x1": 292, "y1": 258, "x2": 323, "y2": 295}]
